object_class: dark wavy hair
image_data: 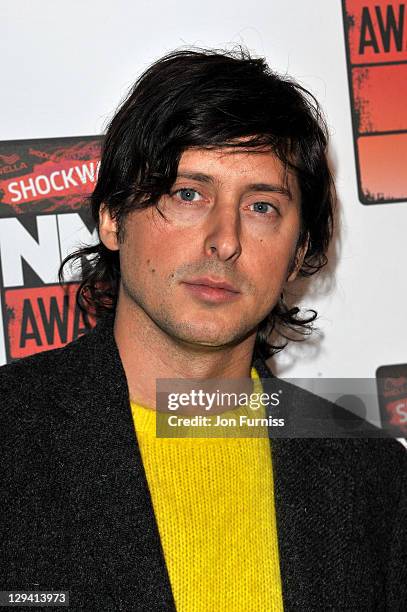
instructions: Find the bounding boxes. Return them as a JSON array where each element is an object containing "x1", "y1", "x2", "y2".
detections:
[{"x1": 59, "y1": 46, "x2": 335, "y2": 359}]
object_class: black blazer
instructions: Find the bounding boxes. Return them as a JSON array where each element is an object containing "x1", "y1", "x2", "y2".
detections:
[{"x1": 0, "y1": 313, "x2": 406, "y2": 611}]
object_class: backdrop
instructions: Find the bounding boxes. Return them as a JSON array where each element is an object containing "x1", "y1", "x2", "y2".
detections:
[{"x1": 1, "y1": 0, "x2": 406, "y2": 437}]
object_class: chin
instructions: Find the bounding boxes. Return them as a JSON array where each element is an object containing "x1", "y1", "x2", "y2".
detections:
[
  {"x1": 170, "y1": 320, "x2": 251, "y2": 349},
  {"x1": 179, "y1": 328, "x2": 233, "y2": 347},
  {"x1": 154, "y1": 305, "x2": 255, "y2": 347}
]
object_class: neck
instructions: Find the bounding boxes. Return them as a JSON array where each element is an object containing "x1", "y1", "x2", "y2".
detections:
[{"x1": 113, "y1": 292, "x2": 257, "y2": 410}]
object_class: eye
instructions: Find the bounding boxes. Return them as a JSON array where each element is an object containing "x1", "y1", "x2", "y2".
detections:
[
  {"x1": 249, "y1": 202, "x2": 278, "y2": 214},
  {"x1": 173, "y1": 188, "x2": 202, "y2": 202}
]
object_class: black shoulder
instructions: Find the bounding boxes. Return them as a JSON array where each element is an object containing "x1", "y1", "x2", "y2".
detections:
[
  {"x1": 0, "y1": 329, "x2": 94, "y2": 404},
  {"x1": 264, "y1": 373, "x2": 407, "y2": 486}
]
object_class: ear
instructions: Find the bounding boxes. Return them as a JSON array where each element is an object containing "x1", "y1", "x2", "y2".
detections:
[
  {"x1": 99, "y1": 203, "x2": 119, "y2": 251},
  {"x1": 287, "y1": 234, "x2": 309, "y2": 283}
]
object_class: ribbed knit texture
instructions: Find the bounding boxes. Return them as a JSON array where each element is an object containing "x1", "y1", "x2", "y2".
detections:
[{"x1": 130, "y1": 367, "x2": 284, "y2": 612}]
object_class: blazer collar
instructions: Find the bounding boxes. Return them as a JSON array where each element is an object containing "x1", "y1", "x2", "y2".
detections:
[{"x1": 56, "y1": 313, "x2": 354, "y2": 610}]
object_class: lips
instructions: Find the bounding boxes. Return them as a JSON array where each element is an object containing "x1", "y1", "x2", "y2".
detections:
[
  {"x1": 183, "y1": 276, "x2": 240, "y2": 293},
  {"x1": 182, "y1": 276, "x2": 241, "y2": 304}
]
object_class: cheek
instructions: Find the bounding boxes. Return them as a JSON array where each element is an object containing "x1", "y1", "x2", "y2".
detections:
[
  {"x1": 119, "y1": 233, "x2": 151, "y2": 284},
  {"x1": 248, "y1": 236, "x2": 297, "y2": 299},
  {"x1": 120, "y1": 221, "x2": 186, "y2": 282},
  {"x1": 254, "y1": 234, "x2": 296, "y2": 274}
]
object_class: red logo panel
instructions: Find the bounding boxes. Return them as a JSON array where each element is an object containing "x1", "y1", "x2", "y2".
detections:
[
  {"x1": 342, "y1": 1, "x2": 407, "y2": 203},
  {"x1": 376, "y1": 364, "x2": 407, "y2": 437},
  {"x1": 0, "y1": 136, "x2": 102, "y2": 363},
  {"x1": 5, "y1": 284, "x2": 96, "y2": 360},
  {"x1": 0, "y1": 136, "x2": 101, "y2": 217}
]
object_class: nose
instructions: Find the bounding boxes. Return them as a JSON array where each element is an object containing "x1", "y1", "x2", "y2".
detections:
[{"x1": 203, "y1": 198, "x2": 242, "y2": 262}]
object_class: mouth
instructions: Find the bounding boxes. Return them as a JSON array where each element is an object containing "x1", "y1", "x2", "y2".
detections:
[{"x1": 182, "y1": 277, "x2": 241, "y2": 304}]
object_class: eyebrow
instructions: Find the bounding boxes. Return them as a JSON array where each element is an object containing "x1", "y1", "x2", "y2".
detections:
[{"x1": 176, "y1": 171, "x2": 292, "y2": 200}]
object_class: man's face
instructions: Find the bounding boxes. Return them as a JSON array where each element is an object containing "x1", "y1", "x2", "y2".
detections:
[{"x1": 100, "y1": 146, "x2": 305, "y2": 350}]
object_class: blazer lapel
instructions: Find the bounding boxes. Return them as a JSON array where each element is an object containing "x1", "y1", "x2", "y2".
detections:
[
  {"x1": 52, "y1": 313, "x2": 177, "y2": 610},
  {"x1": 253, "y1": 355, "x2": 356, "y2": 611}
]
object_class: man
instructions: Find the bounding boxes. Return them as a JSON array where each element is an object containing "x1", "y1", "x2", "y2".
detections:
[{"x1": 1, "y1": 48, "x2": 406, "y2": 611}]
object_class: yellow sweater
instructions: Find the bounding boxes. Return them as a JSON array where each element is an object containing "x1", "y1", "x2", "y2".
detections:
[{"x1": 130, "y1": 367, "x2": 284, "y2": 611}]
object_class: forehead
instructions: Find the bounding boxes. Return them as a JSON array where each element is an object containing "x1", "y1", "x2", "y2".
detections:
[{"x1": 176, "y1": 146, "x2": 297, "y2": 193}]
